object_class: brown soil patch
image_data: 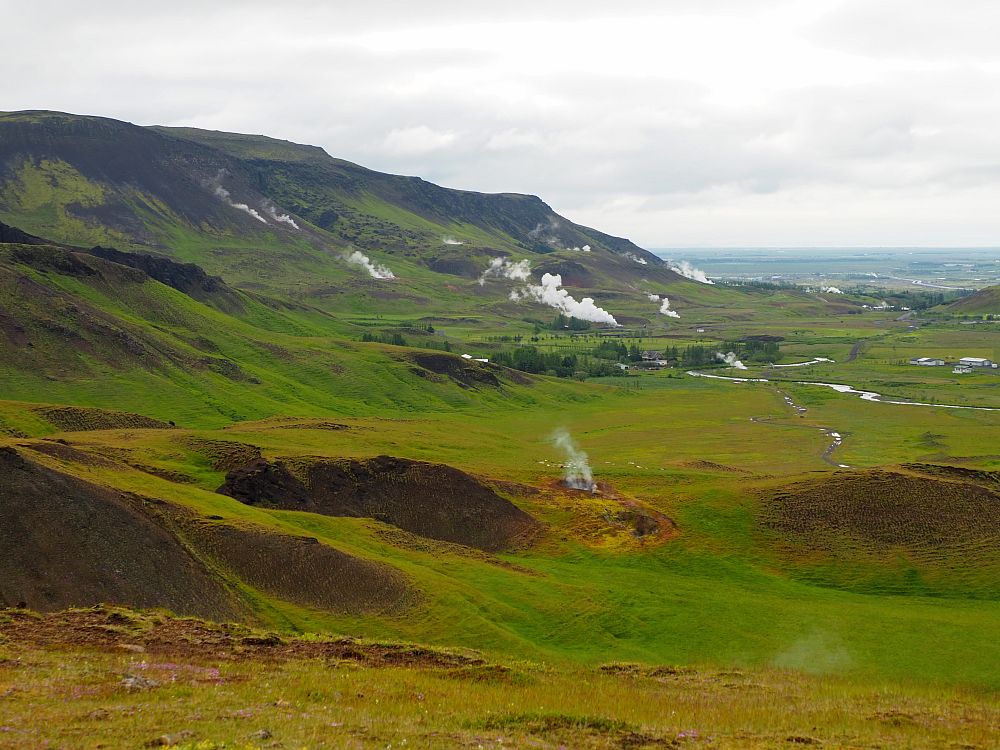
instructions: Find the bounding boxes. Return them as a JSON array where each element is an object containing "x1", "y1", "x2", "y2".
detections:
[
  {"x1": 759, "y1": 470, "x2": 1000, "y2": 596},
  {"x1": 409, "y1": 352, "x2": 501, "y2": 389},
  {"x1": 35, "y1": 443, "x2": 196, "y2": 484},
  {"x1": 218, "y1": 455, "x2": 542, "y2": 552},
  {"x1": 0, "y1": 446, "x2": 415, "y2": 618},
  {"x1": 263, "y1": 420, "x2": 351, "y2": 431},
  {"x1": 0, "y1": 607, "x2": 483, "y2": 669},
  {"x1": 533, "y1": 260, "x2": 594, "y2": 288},
  {"x1": 178, "y1": 519, "x2": 414, "y2": 615},
  {"x1": 21, "y1": 439, "x2": 119, "y2": 468},
  {"x1": 0, "y1": 447, "x2": 244, "y2": 619},
  {"x1": 901, "y1": 463, "x2": 1000, "y2": 489},
  {"x1": 32, "y1": 405, "x2": 171, "y2": 432},
  {"x1": 0, "y1": 421, "x2": 28, "y2": 438},
  {"x1": 762, "y1": 471, "x2": 1000, "y2": 548},
  {"x1": 184, "y1": 437, "x2": 262, "y2": 472},
  {"x1": 681, "y1": 459, "x2": 752, "y2": 475}
]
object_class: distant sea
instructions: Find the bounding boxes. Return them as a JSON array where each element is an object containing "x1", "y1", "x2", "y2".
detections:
[{"x1": 651, "y1": 248, "x2": 1000, "y2": 286}]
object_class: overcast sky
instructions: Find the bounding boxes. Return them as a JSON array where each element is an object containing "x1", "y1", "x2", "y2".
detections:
[{"x1": 4, "y1": 0, "x2": 1000, "y2": 247}]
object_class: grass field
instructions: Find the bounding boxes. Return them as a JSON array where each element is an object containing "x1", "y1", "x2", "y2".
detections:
[{"x1": 1, "y1": 608, "x2": 997, "y2": 750}]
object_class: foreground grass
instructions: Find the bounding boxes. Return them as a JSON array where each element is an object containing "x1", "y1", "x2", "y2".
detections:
[{"x1": 1, "y1": 615, "x2": 997, "y2": 749}]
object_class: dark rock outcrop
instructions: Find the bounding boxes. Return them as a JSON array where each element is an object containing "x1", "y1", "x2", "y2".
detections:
[
  {"x1": 0, "y1": 221, "x2": 53, "y2": 246},
  {"x1": 218, "y1": 455, "x2": 542, "y2": 552},
  {"x1": 86, "y1": 245, "x2": 239, "y2": 308},
  {"x1": 0, "y1": 447, "x2": 243, "y2": 618}
]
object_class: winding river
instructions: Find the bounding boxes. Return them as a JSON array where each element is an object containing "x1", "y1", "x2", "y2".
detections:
[{"x1": 687, "y1": 371, "x2": 1000, "y2": 412}]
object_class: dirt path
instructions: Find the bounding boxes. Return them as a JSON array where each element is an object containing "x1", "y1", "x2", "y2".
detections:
[
  {"x1": 845, "y1": 340, "x2": 864, "y2": 362},
  {"x1": 0, "y1": 607, "x2": 484, "y2": 668}
]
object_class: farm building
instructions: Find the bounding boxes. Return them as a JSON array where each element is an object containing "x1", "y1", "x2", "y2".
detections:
[
  {"x1": 953, "y1": 365, "x2": 973, "y2": 375},
  {"x1": 958, "y1": 357, "x2": 996, "y2": 368},
  {"x1": 640, "y1": 351, "x2": 662, "y2": 361},
  {"x1": 909, "y1": 357, "x2": 945, "y2": 366}
]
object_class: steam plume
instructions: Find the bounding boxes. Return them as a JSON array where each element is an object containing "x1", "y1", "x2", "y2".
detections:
[
  {"x1": 716, "y1": 351, "x2": 747, "y2": 370},
  {"x1": 442, "y1": 235, "x2": 464, "y2": 245},
  {"x1": 344, "y1": 250, "x2": 395, "y2": 280},
  {"x1": 648, "y1": 293, "x2": 680, "y2": 317},
  {"x1": 263, "y1": 203, "x2": 300, "y2": 229},
  {"x1": 552, "y1": 429, "x2": 595, "y2": 492},
  {"x1": 669, "y1": 260, "x2": 714, "y2": 284},
  {"x1": 821, "y1": 286, "x2": 843, "y2": 294},
  {"x1": 213, "y1": 184, "x2": 268, "y2": 224},
  {"x1": 659, "y1": 297, "x2": 680, "y2": 318},
  {"x1": 510, "y1": 273, "x2": 619, "y2": 326},
  {"x1": 624, "y1": 252, "x2": 648, "y2": 265},
  {"x1": 528, "y1": 217, "x2": 563, "y2": 248},
  {"x1": 479, "y1": 257, "x2": 532, "y2": 286}
]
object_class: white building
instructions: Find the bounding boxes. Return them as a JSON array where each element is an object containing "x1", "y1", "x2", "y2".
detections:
[
  {"x1": 909, "y1": 357, "x2": 945, "y2": 366},
  {"x1": 958, "y1": 357, "x2": 996, "y2": 368}
]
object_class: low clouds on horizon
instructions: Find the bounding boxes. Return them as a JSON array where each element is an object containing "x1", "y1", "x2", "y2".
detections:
[{"x1": 5, "y1": 0, "x2": 1000, "y2": 246}]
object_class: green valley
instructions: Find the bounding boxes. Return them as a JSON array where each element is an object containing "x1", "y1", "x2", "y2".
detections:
[{"x1": 1, "y1": 111, "x2": 998, "y2": 750}]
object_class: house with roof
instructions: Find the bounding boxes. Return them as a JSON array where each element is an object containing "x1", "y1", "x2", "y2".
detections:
[{"x1": 958, "y1": 357, "x2": 996, "y2": 368}]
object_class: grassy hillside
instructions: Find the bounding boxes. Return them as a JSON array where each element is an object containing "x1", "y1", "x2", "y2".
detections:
[{"x1": 947, "y1": 284, "x2": 1000, "y2": 314}]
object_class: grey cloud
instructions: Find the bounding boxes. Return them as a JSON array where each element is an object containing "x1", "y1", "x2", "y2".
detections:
[
  {"x1": 807, "y1": 0, "x2": 1000, "y2": 61},
  {"x1": 3, "y1": 0, "x2": 1000, "y2": 245}
]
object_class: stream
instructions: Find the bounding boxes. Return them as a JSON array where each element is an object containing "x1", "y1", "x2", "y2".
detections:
[{"x1": 687, "y1": 371, "x2": 1000, "y2": 412}]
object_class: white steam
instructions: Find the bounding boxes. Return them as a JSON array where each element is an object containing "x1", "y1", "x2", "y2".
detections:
[
  {"x1": 669, "y1": 260, "x2": 714, "y2": 284},
  {"x1": 716, "y1": 351, "x2": 747, "y2": 370},
  {"x1": 263, "y1": 203, "x2": 300, "y2": 229},
  {"x1": 659, "y1": 297, "x2": 680, "y2": 318},
  {"x1": 821, "y1": 286, "x2": 843, "y2": 294},
  {"x1": 208, "y1": 171, "x2": 298, "y2": 229},
  {"x1": 214, "y1": 184, "x2": 268, "y2": 224},
  {"x1": 648, "y1": 293, "x2": 680, "y2": 317},
  {"x1": 510, "y1": 273, "x2": 619, "y2": 326},
  {"x1": 528, "y1": 217, "x2": 563, "y2": 248},
  {"x1": 569, "y1": 244, "x2": 592, "y2": 252},
  {"x1": 552, "y1": 429, "x2": 596, "y2": 492},
  {"x1": 624, "y1": 252, "x2": 648, "y2": 265},
  {"x1": 479, "y1": 257, "x2": 532, "y2": 286},
  {"x1": 344, "y1": 250, "x2": 395, "y2": 280},
  {"x1": 442, "y1": 235, "x2": 464, "y2": 245}
]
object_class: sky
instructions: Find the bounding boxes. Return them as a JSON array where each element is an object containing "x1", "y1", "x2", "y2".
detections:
[{"x1": 4, "y1": 0, "x2": 1000, "y2": 247}]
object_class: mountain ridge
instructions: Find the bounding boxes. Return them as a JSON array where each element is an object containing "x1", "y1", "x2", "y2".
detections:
[{"x1": 0, "y1": 111, "x2": 674, "y2": 298}]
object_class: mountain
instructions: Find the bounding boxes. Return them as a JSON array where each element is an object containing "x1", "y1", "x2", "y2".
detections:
[{"x1": 0, "y1": 111, "x2": 680, "y2": 304}]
